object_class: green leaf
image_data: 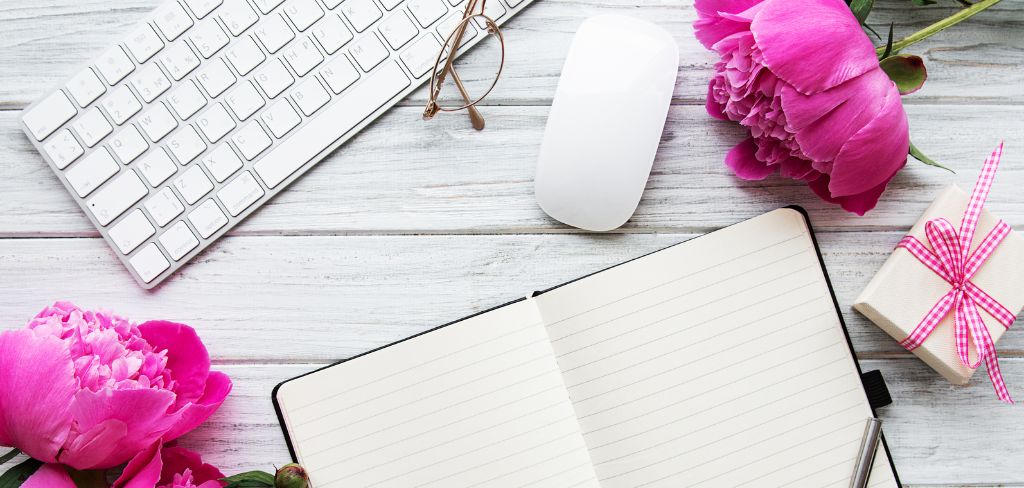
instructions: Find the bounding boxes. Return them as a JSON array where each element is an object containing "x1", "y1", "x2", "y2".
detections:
[
  {"x1": 0, "y1": 450, "x2": 19, "y2": 466},
  {"x1": 880, "y1": 54, "x2": 928, "y2": 94},
  {"x1": 879, "y1": 23, "x2": 895, "y2": 60},
  {"x1": 0, "y1": 458, "x2": 42, "y2": 488},
  {"x1": 849, "y1": 0, "x2": 875, "y2": 23},
  {"x1": 911, "y1": 0, "x2": 937, "y2": 5},
  {"x1": 909, "y1": 142, "x2": 954, "y2": 173},
  {"x1": 222, "y1": 471, "x2": 275, "y2": 488}
]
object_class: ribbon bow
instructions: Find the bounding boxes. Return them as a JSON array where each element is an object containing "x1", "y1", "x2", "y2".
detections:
[{"x1": 896, "y1": 143, "x2": 1016, "y2": 403}]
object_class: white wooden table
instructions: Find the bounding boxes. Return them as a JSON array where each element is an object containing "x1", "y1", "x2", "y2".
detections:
[{"x1": 2, "y1": 0, "x2": 1023, "y2": 486}]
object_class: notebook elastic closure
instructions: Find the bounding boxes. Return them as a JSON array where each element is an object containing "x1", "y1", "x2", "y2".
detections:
[{"x1": 861, "y1": 370, "x2": 893, "y2": 409}]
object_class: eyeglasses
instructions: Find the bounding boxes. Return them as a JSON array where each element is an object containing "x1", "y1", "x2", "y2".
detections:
[{"x1": 422, "y1": 0, "x2": 506, "y2": 130}]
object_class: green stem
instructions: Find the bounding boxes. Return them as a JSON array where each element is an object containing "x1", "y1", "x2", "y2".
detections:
[{"x1": 875, "y1": 0, "x2": 1003, "y2": 55}]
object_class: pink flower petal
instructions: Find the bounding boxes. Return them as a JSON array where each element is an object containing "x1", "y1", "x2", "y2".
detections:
[
  {"x1": 58, "y1": 419, "x2": 129, "y2": 469},
  {"x1": 828, "y1": 85, "x2": 909, "y2": 197},
  {"x1": 808, "y1": 173, "x2": 892, "y2": 216},
  {"x1": 0, "y1": 330, "x2": 76, "y2": 463},
  {"x1": 22, "y1": 464, "x2": 76, "y2": 488},
  {"x1": 693, "y1": 0, "x2": 764, "y2": 49},
  {"x1": 162, "y1": 371, "x2": 232, "y2": 442},
  {"x1": 114, "y1": 441, "x2": 164, "y2": 488},
  {"x1": 138, "y1": 321, "x2": 211, "y2": 406},
  {"x1": 706, "y1": 80, "x2": 728, "y2": 120},
  {"x1": 725, "y1": 138, "x2": 776, "y2": 180},
  {"x1": 63, "y1": 388, "x2": 178, "y2": 469},
  {"x1": 161, "y1": 447, "x2": 226, "y2": 486},
  {"x1": 751, "y1": 0, "x2": 878, "y2": 95}
]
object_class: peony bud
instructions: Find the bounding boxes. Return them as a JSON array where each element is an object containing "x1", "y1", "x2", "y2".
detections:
[{"x1": 274, "y1": 463, "x2": 309, "y2": 488}]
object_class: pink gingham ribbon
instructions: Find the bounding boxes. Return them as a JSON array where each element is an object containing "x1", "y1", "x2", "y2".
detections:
[{"x1": 896, "y1": 143, "x2": 1016, "y2": 403}]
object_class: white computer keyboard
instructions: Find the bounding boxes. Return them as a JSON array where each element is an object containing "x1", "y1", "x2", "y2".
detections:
[{"x1": 21, "y1": 0, "x2": 534, "y2": 288}]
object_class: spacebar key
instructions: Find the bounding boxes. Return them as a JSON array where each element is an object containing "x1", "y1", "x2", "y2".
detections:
[{"x1": 254, "y1": 61, "x2": 411, "y2": 189}]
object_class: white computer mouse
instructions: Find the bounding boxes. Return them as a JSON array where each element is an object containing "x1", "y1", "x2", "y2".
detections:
[{"x1": 535, "y1": 15, "x2": 679, "y2": 231}]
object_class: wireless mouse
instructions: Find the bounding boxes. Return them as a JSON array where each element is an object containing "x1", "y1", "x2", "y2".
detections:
[{"x1": 534, "y1": 15, "x2": 679, "y2": 231}]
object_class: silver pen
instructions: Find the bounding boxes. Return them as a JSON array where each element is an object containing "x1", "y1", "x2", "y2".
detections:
[{"x1": 850, "y1": 417, "x2": 883, "y2": 488}]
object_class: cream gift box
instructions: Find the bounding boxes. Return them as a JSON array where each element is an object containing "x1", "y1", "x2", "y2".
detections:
[{"x1": 854, "y1": 185, "x2": 1024, "y2": 385}]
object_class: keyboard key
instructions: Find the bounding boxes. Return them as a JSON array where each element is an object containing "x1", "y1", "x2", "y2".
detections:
[
  {"x1": 129, "y1": 244, "x2": 170, "y2": 283},
  {"x1": 109, "y1": 209, "x2": 155, "y2": 254},
  {"x1": 138, "y1": 103, "x2": 179, "y2": 142},
  {"x1": 225, "y1": 81, "x2": 266, "y2": 120},
  {"x1": 96, "y1": 46, "x2": 136, "y2": 85},
  {"x1": 283, "y1": 37, "x2": 324, "y2": 76},
  {"x1": 380, "y1": 11, "x2": 417, "y2": 49},
  {"x1": 506, "y1": 0, "x2": 525, "y2": 6},
  {"x1": 168, "y1": 80, "x2": 207, "y2": 119},
  {"x1": 226, "y1": 36, "x2": 266, "y2": 75},
  {"x1": 102, "y1": 85, "x2": 142, "y2": 125},
  {"x1": 145, "y1": 187, "x2": 185, "y2": 226},
  {"x1": 23, "y1": 91, "x2": 77, "y2": 141},
  {"x1": 323, "y1": 0, "x2": 344, "y2": 8},
  {"x1": 125, "y1": 24, "x2": 165, "y2": 62},
  {"x1": 262, "y1": 99, "x2": 301, "y2": 138},
  {"x1": 196, "y1": 58, "x2": 237, "y2": 97},
  {"x1": 109, "y1": 125, "x2": 149, "y2": 164},
  {"x1": 291, "y1": 78, "x2": 330, "y2": 115},
  {"x1": 160, "y1": 42, "x2": 202, "y2": 80},
  {"x1": 340, "y1": 0, "x2": 382, "y2": 32},
  {"x1": 379, "y1": 0, "x2": 403, "y2": 10},
  {"x1": 312, "y1": 14, "x2": 353, "y2": 54},
  {"x1": 401, "y1": 33, "x2": 443, "y2": 78},
  {"x1": 321, "y1": 56, "x2": 360, "y2": 93},
  {"x1": 153, "y1": 2, "x2": 194, "y2": 40},
  {"x1": 43, "y1": 130, "x2": 84, "y2": 170},
  {"x1": 184, "y1": 0, "x2": 223, "y2": 18},
  {"x1": 138, "y1": 148, "x2": 178, "y2": 186},
  {"x1": 66, "y1": 148, "x2": 119, "y2": 197},
  {"x1": 202, "y1": 144, "x2": 244, "y2": 181},
  {"x1": 255, "y1": 14, "x2": 295, "y2": 53},
  {"x1": 255, "y1": 61, "x2": 410, "y2": 188},
  {"x1": 218, "y1": 171, "x2": 265, "y2": 216},
  {"x1": 284, "y1": 0, "x2": 324, "y2": 31},
  {"x1": 254, "y1": 59, "x2": 294, "y2": 98},
  {"x1": 350, "y1": 33, "x2": 388, "y2": 71},
  {"x1": 86, "y1": 169, "x2": 149, "y2": 226},
  {"x1": 196, "y1": 103, "x2": 237, "y2": 142},
  {"x1": 174, "y1": 165, "x2": 215, "y2": 204},
  {"x1": 130, "y1": 64, "x2": 172, "y2": 102},
  {"x1": 437, "y1": 11, "x2": 477, "y2": 46},
  {"x1": 232, "y1": 121, "x2": 272, "y2": 159},
  {"x1": 160, "y1": 221, "x2": 200, "y2": 260},
  {"x1": 66, "y1": 68, "x2": 107, "y2": 107},
  {"x1": 72, "y1": 108, "x2": 114, "y2": 147},
  {"x1": 408, "y1": 0, "x2": 447, "y2": 27},
  {"x1": 252, "y1": 0, "x2": 286, "y2": 14},
  {"x1": 191, "y1": 21, "x2": 230, "y2": 58},
  {"x1": 219, "y1": 0, "x2": 259, "y2": 35},
  {"x1": 478, "y1": 0, "x2": 506, "y2": 22},
  {"x1": 167, "y1": 126, "x2": 207, "y2": 164},
  {"x1": 188, "y1": 199, "x2": 228, "y2": 238}
]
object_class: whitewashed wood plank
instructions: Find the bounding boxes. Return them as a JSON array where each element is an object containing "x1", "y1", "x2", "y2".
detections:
[
  {"x1": 2, "y1": 104, "x2": 1023, "y2": 237},
  {"x1": 0, "y1": 359, "x2": 1019, "y2": 485},
  {"x1": 167, "y1": 359, "x2": 1024, "y2": 486},
  {"x1": 0, "y1": 0, "x2": 1021, "y2": 108},
  {"x1": 1, "y1": 233, "x2": 1022, "y2": 360}
]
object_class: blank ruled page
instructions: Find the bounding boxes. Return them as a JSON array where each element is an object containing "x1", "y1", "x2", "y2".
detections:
[
  {"x1": 275, "y1": 300, "x2": 600, "y2": 488},
  {"x1": 534, "y1": 209, "x2": 898, "y2": 488}
]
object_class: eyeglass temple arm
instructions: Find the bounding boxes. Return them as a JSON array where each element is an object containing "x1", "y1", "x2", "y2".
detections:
[
  {"x1": 449, "y1": 68, "x2": 485, "y2": 130},
  {"x1": 430, "y1": 0, "x2": 485, "y2": 130}
]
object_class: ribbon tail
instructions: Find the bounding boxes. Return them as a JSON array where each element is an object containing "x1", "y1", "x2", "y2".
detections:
[{"x1": 984, "y1": 347, "x2": 1014, "y2": 404}]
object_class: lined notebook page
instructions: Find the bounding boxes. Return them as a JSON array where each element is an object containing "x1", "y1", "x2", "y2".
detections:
[
  {"x1": 275, "y1": 300, "x2": 600, "y2": 488},
  {"x1": 534, "y1": 209, "x2": 898, "y2": 488}
]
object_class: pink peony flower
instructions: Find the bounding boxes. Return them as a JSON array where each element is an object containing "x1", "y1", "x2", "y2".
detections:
[
  {"x1": 22, "y1": 443, "x2": 225, "y2": 488},
  {"x1": 0, "y1": 302, "x2": 231, "y2": 470},
  {"x1": 695, "y1": 0, "x2": 910, "y2": 215}
]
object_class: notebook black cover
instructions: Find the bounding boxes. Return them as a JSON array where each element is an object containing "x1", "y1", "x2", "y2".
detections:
[{"x1": 271, "y1": 206, "x2": 902, "y2": 486}]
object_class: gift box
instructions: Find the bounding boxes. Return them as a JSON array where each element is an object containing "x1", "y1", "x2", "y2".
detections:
[{"x1": 854, "y1": 184, "x2": 1024, "y2": 387}]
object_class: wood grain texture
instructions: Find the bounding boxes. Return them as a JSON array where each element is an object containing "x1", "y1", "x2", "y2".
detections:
[
  {"x1": 1, "y1": 0, "x2": 1023, "y2": 485},
  {"x1": 0, "y1": 0, "x2": 1022, "y2": 108},
  {"x1": 2, "y1": 104, "x2": 1024, "y2": 237}
]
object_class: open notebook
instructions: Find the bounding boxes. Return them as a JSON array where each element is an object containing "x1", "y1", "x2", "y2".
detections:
[{"x1": 273, "y1": 208, "x2": 901, "y2": 487}]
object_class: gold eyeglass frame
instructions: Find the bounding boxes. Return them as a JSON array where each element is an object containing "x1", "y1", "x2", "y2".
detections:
[{"x1": 422, "y1": 0, "x2": 506, "y2": 130}]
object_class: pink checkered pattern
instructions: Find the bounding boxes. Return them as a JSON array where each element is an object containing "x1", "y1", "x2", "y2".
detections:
[{"x1": 895, "y1": 143, "x2": 1015, "y2": 403}]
